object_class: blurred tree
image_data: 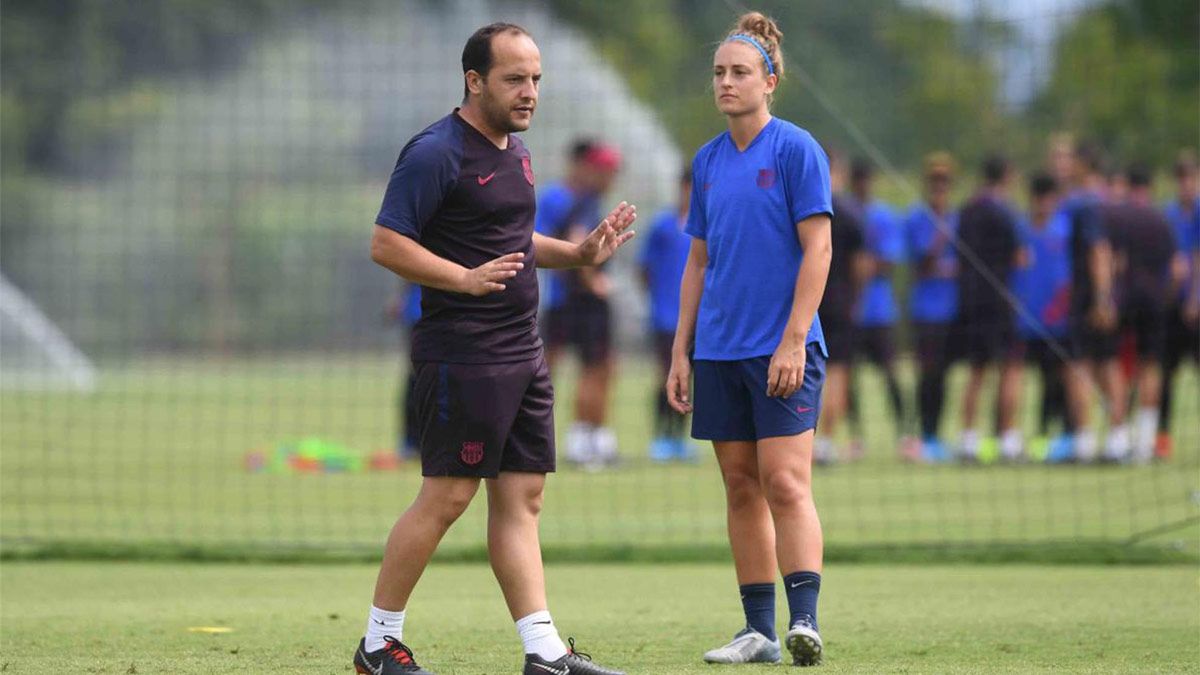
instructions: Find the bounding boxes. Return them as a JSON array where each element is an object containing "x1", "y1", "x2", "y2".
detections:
[{"x1": 1028, "y1": 0, "x2": 1198, "y2": 165}]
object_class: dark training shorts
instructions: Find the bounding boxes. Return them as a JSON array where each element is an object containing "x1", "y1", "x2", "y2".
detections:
[
  {"x1": 820, "y1": 315, "x2": 856, "y2": 365},
  {"x1": 545, "y1": 296, "x2": 612, "y2": 363},
  {"x1": 412, "y1": 354, "x2": 555, "y2": 478},
  {"x1": 1068, "y1": 314, "x2": 1119, "y2": 362},
  {"x1": 854, "y1": 325, "x2": 897, "y2": 366},
  {"x1": 691, "y1": 342, "x2": 826, "y2": 441},
  {"x1": 1119, "y1": 298, "x2": 1167, "y2": 360},
  {"x1": 957, "y1": 311, "x2": 1016, "y2": 366}
]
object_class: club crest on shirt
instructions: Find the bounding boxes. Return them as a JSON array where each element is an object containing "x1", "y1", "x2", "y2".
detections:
[
  {"x1": 522, "y1": 155, "x2": 535, "y2": 186},
  {"x1": 460, "y1": 441, "x2": 484, "y2": 465},
  {"x1": 757, "y1": 168, "x2": 776, "y2": 189}
]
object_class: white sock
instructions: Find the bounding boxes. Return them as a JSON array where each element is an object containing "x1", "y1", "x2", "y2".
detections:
[
  {"x1": 516, "y1": 610, "x2": 568, "y2": 661},
  {"x1": 814, "y1": 437, "x2": 835, "y2": 463},
  {"x1": 566, "y1": 422, "x2": 593, "y2": 462},
  {"x1": 364, "y1": 605, "x2": 405, "y2": 652},
  {"x1": 591, "y1": 426, "x2": 618, "y2": 462},
  {"x1": 960, "y1": 429, "x2": 980, "y2": 457},
  {"x1": 1075, "y1": 431, "x2": 1098, "y2": 461},
  {"x1": 1000, "y1": 429, "x2": 1023, "y2": 459},
  {"x1": 1134, "y1": 407, "x2": 1159, "y2": 461},
  {"x1": 1106, "y1": 424, "x2": 1132, "y2": 459}
]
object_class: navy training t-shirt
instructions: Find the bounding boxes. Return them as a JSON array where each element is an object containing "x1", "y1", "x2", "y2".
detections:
[
  {"x1": 1060, "y1": 189, "x2": 1107, "y2": 316},
  {"x1": 820, "y1": 193, "x2": 866, "y2": 326},
  {"x1": 956, "y1": 192, "x2": 1019, "y2": 319},
  {"x1": 686, "y1": 117, "x2": 831, "y2": 361},
  {"x1": 375, "y1": 110, "x2": 541, "y2": 364}
]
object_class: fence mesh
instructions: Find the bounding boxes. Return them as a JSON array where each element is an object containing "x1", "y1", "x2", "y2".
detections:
[{"x1": 2, "y1": 0, "x2": 1197, "y2": 558}]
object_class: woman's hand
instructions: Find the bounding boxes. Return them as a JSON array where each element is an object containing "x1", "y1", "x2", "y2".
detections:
[
  {"x1": 767, "y1": 335, "x2": 806, "y2": 398},
  {"x1": 666, "y1": 351, "x2": 693, "y2": 414}
]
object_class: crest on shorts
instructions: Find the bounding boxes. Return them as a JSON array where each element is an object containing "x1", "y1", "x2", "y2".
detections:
[
  {"x1": 757, "y1": 168, "x2": 776, "y2": 189},
  {"x1": 522, "y1": 155, "x2": 535, "y2": 185},
  {"x1": 461, "y1": 441, "x2": 484, "y2": 465}
]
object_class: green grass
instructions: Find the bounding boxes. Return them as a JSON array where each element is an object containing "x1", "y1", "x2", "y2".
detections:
[
  {"x1": 1, "y1": 561, "x2": 1197, "y2": 673},
  {"x1": 2, "y1": 355, "x2": 1199, "y2": 558}
]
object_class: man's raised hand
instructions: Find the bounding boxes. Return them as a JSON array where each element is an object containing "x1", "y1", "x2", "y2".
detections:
[{"x1": 577, "y1": 202, "x2": 637, "y2": 266}]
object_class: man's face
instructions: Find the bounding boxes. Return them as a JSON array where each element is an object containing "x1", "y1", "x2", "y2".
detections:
[
  {"x1": 1177, "y1": 168, "x2": 1198, "y2": 202},
  {"x1": 475, "y1": 32, "x2": 541, "y2": 133},
  {"x1": 1032, "y1": 192, "x2": 1057, "y2": 222},
  {"x1": 1048, "y1": 141, "x2": 1073, "y2": 185},
  {"x1": 925, "y1": 172, "x2": 951, "y2": 208}
]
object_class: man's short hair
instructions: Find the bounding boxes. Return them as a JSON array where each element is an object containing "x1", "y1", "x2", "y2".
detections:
[
  {"x1": 461, "y1": 22, "x2": 531, "y2": 98},
  {"x1": 1126, "y1": 163, "x2": 1153, "y2": 189},
  {"x1": 982, "y1": 153, "x2": 1010, "y2": 184},
  {"x1": 850, "y1": 158, "x2": 873, "y2": 184},
  {"x1": 1029, "y1": 171, "x2": 1057, "y2": 197}
]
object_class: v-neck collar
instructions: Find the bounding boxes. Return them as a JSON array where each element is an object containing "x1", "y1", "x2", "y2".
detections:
[
  {"x1": 726, "y1": 116, "x2": 775, "y2": 154},
  {"x1": 453, "y1": 108, "x2": 510, "y2": 152}
]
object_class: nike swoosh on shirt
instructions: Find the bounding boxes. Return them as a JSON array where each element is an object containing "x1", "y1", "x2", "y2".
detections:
[{"x1": 477, "y1": 172, "x2": 497, "y2": 185}]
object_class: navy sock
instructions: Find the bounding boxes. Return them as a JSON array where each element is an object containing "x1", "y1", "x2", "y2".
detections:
[
  {"x1": 783, "y1": 571, "x2": 821, "y2": 630},
  {"x1": 739, "y1": 582, "x2": 776, "y2": 641}
]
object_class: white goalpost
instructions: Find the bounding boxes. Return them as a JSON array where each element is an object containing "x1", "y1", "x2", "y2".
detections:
[{"x1": 0, "y1": 272, "x2": 97, "y2": 391}]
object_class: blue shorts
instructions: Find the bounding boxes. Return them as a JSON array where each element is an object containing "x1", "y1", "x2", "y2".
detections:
[{"x1": 691, "y1": 342, "x2": 826, "y2": 441}]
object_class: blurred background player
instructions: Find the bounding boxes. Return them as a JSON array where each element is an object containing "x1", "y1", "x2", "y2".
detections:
[
  {"x1": 847, "y1": 158, "x2": 913, "y2": 460},
  {"x1": 1159, "y1": 151, "x2": 1200, "y2": 460},
  {"x1": 389, "y1": 282, "x2": 423, "y2": 461},
  {"x1": 814, "y1": 149, "x2": 867, "y2": 465},
  {"x1": 955, "y1": 154, "x2": 1021, "y2": 462},
  {"x1": 1106, "y1": 164, "x2": 1178, "y2": 463},
  {"x1": 1053, "y1": 140, "x2": 1118, "y2": 463},
  {"x1": 902, "y1": 152, "x2": 959, "y2": 462},
  {"x1": 639, "y1": 166, "x2": 696, "y2": 462},
  {"x1": 1007, "y1": 172, "x2": 1072, "y2": 460},
  {"x1": 535, "y1": 138, "x2": 623, "y2": 468}
]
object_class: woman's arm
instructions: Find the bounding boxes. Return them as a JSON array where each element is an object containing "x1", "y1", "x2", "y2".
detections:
[
  {"x1": 666, "y1": 238, "x2": 708, "y2": 413},
  {"x1": 768, "y1": 213, "x2": 833, "y2": 397}
]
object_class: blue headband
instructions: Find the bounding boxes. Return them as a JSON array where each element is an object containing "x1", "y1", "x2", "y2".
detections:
[{"x1": 727, "y1": 34, "x2": 775, "y2": 76}]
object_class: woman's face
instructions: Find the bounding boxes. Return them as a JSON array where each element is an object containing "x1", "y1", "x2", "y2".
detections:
[{"x1": 712, "y1": 41, "x2": 776, "y2": 117}]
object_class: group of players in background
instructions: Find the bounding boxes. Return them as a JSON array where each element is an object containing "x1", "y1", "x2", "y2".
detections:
[{"x1": 393, "y1": 135, "x2": 1199, "y2": 469}]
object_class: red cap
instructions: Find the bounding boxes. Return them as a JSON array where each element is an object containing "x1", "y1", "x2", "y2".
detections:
[{"x1": 584, "y1": 144, "x2": 622, "y2": 172}]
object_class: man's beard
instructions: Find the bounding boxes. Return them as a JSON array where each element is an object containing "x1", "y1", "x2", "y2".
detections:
[{"x1": 481, "y1": 89, "x2": 529, "y2": 133}]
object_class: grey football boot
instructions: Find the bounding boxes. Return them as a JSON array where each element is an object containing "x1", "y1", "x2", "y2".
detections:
[{"x1": 702, "y1": 627, "x2": 782, "y2": 664}]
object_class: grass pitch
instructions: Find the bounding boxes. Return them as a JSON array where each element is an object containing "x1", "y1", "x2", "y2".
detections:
[
  {"x1": 2, "y1": 560, "x2": 1197, "y2": 674},
  {"x1": 2, "y1": 355, "x2": 1197, "y2": 558}
]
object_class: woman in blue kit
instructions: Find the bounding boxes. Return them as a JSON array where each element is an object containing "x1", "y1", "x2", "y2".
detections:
[{"x1": 666, "y1": 11, "x2": 832, "y2": 668}]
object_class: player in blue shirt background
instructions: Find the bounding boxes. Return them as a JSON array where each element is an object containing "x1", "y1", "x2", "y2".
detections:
[
  {"x1": 1055, "y1": 141, "x2": 1119, "y2": 463},
  {"x1": 666, "y1": 11, "x2": 831, "y2": 667},
  {"x1": 535, "y1": 139, "x2": 623, "y2": 469},
  {"x1": 388, "y1": 282, "x2": 423, "y2": 461},
  {"x1": 847, "y1": 159, "x2": 914, "y2": 461},
  {"x1": 1158, "y1": 151, "x2": 1200, "y2": 461},
  {"x1": 1006, "y1": 172, "x2": 1072, "y2": 460},
  {"x1": 638, "y1": 166, "x2": 696, "y2": 462},
  {"x1": 903, "y1": 152, "x2": 959, "y2": 463}
]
